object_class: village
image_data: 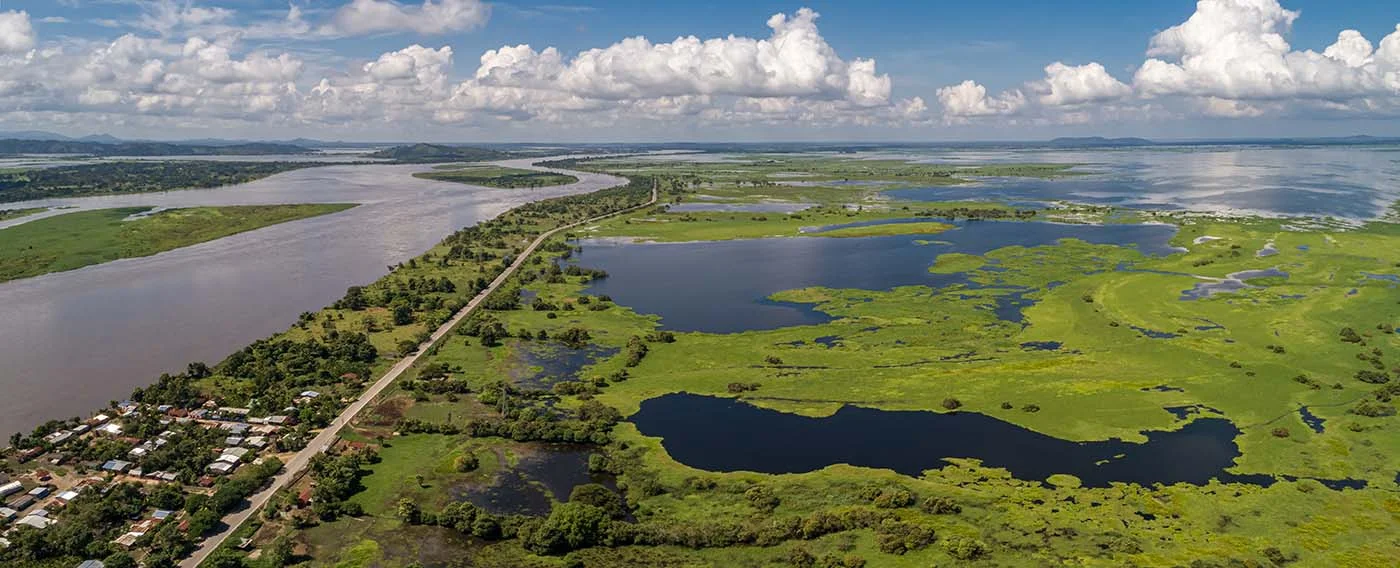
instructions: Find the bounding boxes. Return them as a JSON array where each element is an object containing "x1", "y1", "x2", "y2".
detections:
[{"x1": 0, "y1": 390, "x2": 329, "y2": 563}]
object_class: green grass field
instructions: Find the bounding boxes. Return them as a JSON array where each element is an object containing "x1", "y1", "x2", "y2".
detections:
[{"x1": 0, "y1": 203, "x2": 355, "y2": 282}]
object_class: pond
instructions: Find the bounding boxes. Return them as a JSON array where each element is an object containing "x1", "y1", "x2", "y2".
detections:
[
  {"x1": 452, "y1": 444, "x2": 612, "y2": 516},
  {"x1": 513, "y1": 342, "x2": 620, "y2": 390},
  {"x1": 570, "y1": 219, "x2": 1179, "y2": 333},
  {"x1": 631, "y1": 393, "x2": 1363, "y2": 489},
  {"x1": 1181, "y1": 267, "x2": 1289, "y2": 300}
]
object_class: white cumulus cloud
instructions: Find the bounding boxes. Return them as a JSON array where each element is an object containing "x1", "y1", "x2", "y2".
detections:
[
  {"x1": 0, "y1": 10, "x2": 36, "y2": 55},
  {"x1": 329, "y1": 0, "x2": 490, "y2": 36},
  {"x1": 939, "y1": 0, "x2": 1400, "y2": 124}
]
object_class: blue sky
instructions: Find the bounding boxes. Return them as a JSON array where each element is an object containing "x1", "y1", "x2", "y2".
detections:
[{"x1": 2, "y1": 0, "x2": 1399, "y2": 141}]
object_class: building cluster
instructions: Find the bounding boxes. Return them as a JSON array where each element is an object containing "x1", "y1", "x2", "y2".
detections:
[{"x1": 1, "y1": 398, "x2": 305, "y2": 552}]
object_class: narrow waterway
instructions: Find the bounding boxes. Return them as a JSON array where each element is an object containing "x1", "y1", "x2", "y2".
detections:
[{"x1": 0, "y1": 157, "x2": 623, "y2": 438}]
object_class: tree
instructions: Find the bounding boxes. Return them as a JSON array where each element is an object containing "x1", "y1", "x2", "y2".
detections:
[
  {"x1": 569, "y1": 484, "x2": 626, "y2": 519},
  {"x1": 396, "y1": 498, "x2": 421, "y2": 524},
  {"x1": 454, "y1": 453, "x2": 480, "y2": 472},
  {"x1": 524, "y1": 502, "x2": 611, "y2": 555},
  {"x1": 392, "y1": 304, "x2": 414, "y2": 326},
  {"x1": 265, "y1": 535, "x2": 294, "y2": 567},
  {"x1": 186, "y1": 361, "x2": 211, "y2": 379},
  {"x1": 103, "y1": 552, "x2": 138, "y2": 568}
]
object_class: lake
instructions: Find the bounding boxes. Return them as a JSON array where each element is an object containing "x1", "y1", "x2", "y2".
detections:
[
  {"x1": 630, "y1": 393, "x2": 1361, "y2": 488},
  {"x1": 570, "y1": 219, "x2": 1179, "y2": 333},
  {"x1": 0, "y1": 158, "x2": 623, "y2": 438}
]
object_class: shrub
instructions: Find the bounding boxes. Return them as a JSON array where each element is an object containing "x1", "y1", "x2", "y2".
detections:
[{"x1": 941, "y1": 398, "x2": 962, "y2": 410}]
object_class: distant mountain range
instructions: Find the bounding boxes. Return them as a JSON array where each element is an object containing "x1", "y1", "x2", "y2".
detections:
[{"x1": 0, "y1": 139, "x2": 312, "y2": 156}]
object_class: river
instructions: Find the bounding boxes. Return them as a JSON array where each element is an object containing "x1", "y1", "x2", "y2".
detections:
[{"x1": 0, "y1": 157, "x2": 623, "y2": 439}]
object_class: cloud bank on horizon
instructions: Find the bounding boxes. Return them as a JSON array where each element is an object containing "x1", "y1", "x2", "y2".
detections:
[
  {"x1": 0, "y1": 0, "x2": 1397, "y2": 139},
  {"x1": 941, "y1": 0, "x2": 1400, "y2": 124}
]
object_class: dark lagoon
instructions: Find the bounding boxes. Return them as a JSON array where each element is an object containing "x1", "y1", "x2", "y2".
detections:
[
  {"x1": 631, "y1": 393, "x2": 1361, "y2": 488},
  {"x1": 571, "y1": 219, "x2": 1179, "y2": 333}
]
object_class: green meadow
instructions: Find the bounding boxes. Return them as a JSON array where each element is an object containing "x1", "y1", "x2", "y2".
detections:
[{"x1": 0, "y1": 203, "x2": 355, "y2": 282}]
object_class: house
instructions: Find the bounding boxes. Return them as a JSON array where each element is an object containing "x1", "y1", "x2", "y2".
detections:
[
  {"x1": 88, "y1": 413, "x2": 111, "y2": 425},
  {"x1": 221, "y1": 423, "x2": 250, "y2": 436},
  {"x1": 128, "y1": 468, "x2": 144, "y2": 478},
  {"x1": 224, "y1": 436, "x2": 244, "y2": 447},
  {"x1": 77, "y1": 561, "x2": 106, "y2": 568},
  {"x1": 216, "y1": 454, "x2": 240, "y2": 465},
  {"x1": 56, "y1": 490, "x2": 79, "y2": 503},
  {"x1": 222, "y1": 447, "x2": 251, "y2": 459},
  {"x1": 297, "y1": 487, "x2": 313, "y2": 506},
  {"x1": 6, "y1": 495, "x2": 36, "y2": 511},
  {"x1": 152, "y1": 509, "x2": 175, "y2": 521},
  {"x1": 217, "y1": 407, "x2": 251, "y2": 420},
  {"x1": 112, "y1": 532, "x2": 141, "y2": 548},
  {"x1": 42, "y1": 431, "x2": 74, "y2": 445},
  {"x1": 16, "y1": 515, "x2": 54, "y2": 530},
  {"x1": 206, "y1": 462, "x2": 237, "y2": 475},
  {"x1": 17, "y1": 447, "x2": 44, "y2": 462},
  {"x1": 156, "y1": 405, "x2": 173, "y2": 413},
  {"x1": 33, "y1": 469, "x2": 51, "y2": 482},
  {"x1": 127, "y1": 446, "x2": 149, "y2": 459},
  {"x1": 101, "y1": 460, "x2": 133, "y2": 473},
  {"x1": 267, "y1": 415, "x2": 295, "y2": 426},
  {"x1": 0, "y1": 481, "x2": 22, "y2": 499},
  {"x1": 96, "y1": 423, "x2": 123, "y2": 436},
  {"x1": 244, "y1": 436, "x2": 268, "y2": 448},
  {"x1": 0, "y1": 507, "x2": 16, "y2": 521},
  {"x1": 27, "y1": 486, "x2": 50, "y2": 499},
  {"x1": 299, "y1": 390, "x2": 321, "y2": 399},
  {"x1": 31, "y1": 508, "x2": 49, "y2": 518},
  {"x1": 71, "y1": 424, "x2": 89, "y2": 435},
  {"x1": 158, "y1": 472, "x2": 179, "y2": 482}
]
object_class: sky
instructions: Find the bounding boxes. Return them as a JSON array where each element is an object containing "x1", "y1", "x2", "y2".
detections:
[{"x1": 1, "y1": 0, "x2": 1399, "y2": 142}]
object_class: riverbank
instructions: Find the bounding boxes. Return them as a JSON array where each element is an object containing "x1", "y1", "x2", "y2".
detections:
[{"x1": 0, "y1": 204, "x2": 356, "y2": 283}]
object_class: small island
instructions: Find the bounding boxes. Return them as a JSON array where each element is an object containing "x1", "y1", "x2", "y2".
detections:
[
  {"x1": 0, "y1": 204, "x2": 357, "y2": 282},
  {"x1": 413, "y1": 164, "x2": 579, "y2": 189}
]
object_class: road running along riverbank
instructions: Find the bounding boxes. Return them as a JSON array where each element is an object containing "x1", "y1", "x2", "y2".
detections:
[{"x1": 180, "y1": 175, "x2": 657, "y2": 568}]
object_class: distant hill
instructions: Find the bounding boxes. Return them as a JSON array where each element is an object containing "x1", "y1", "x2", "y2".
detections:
[
  {"x1": 1046, "y1": 137, "x2": 1155, "y2": 148},
  {"x1": 0, "y1": 130, "x2": 80, "y2": 142},
  {"x1": 366, "y1": 143, "x2": 511, "y2": 163},
  {"x1": 0, "y1": 139, "x2": 312, "y2": 156}
]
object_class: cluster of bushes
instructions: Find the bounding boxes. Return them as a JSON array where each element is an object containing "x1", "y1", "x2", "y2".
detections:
[
  {"x1": 624, "y1": 336, "x2": 649, "y2": 367},
  {"x1": 307, "y1": 450, "x2": 374, "y2": 520}
]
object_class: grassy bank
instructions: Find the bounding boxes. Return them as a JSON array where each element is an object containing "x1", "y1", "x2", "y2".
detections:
[
  {"x1": 0, "y1": 203, "x2": 356, "y2": 282},
  {"x1": 0, "y1": 206, "x2": 44, "y2": 221},
  {"x1": 414, "y1": 165, "x2": 578, "y2": 189}
]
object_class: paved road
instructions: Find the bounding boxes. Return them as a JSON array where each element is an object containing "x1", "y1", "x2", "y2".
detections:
[{"x1": 181, "y1": 167, "x2": 653, "y2": 567}]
